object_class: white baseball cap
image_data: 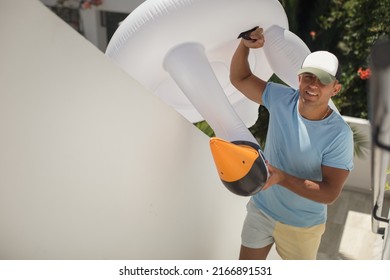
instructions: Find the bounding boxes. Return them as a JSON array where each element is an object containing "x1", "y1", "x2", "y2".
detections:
[{"x1": 297, "y1": 51, "x2": 341, "y2": 85}]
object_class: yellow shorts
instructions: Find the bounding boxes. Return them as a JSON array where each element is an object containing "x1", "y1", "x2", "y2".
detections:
[{"x1": 241, "y1": 199, "x2": 325, "y2": 260}]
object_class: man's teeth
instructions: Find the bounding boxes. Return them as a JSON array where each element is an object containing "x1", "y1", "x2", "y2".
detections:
[{"x1": 306, "y1": 91, "x2": 318, "y2": 96}]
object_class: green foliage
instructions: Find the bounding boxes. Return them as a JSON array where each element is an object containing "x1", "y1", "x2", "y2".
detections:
[
  {"x1": 249, "y1": 106, "x2": 269, "y2": 150},
  {"x1": 276, "y1": 0, "x2": 390, "y2": 119},
  {"x1": 315, "y1": 0, "x2": 390, "y2": 118},
  {"x1": 386, "y1": 168, "x2": 390, "y2": 191},
  {"x1": 194, "y1": 120, "x2": 214, "y2": 137},
  {"x1": 350, "y1": 125, "x2": 369, "y2": 158}
]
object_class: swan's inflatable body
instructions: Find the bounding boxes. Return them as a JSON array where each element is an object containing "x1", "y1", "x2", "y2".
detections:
[
  {"x1": 105, "y1": 0, "x2": 333, "y2": 196},
  {"x1": 105, "y1": 0, "x2": 289, "y2": 128}
]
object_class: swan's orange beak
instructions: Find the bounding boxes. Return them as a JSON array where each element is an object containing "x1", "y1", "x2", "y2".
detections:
[{"x1": 209, "y1": 137, "x2": 268, "y2": 196}]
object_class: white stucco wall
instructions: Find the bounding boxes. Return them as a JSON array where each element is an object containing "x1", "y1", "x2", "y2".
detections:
[
  {"x1": 0, "y1": 0, "x2": 250, "y2": 260},
  {"x1": 343, "y1": 116, "x2": 373, "y2": 192}
]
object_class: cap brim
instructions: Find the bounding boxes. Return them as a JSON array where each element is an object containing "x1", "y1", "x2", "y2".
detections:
[{"x1": 297, "y1": 67, "x2": 336, "y2": 85}]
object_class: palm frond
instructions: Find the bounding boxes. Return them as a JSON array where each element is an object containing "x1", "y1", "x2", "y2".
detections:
[{"x1": 351, "y1": 125, "x2": 369, "y2": 159}]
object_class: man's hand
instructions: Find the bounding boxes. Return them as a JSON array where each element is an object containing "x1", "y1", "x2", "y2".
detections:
[
  {"x1": 261, "y1": 163, "x2": 350, "y2": 204},
  {"x1": 262, "y1": 162, "x2": 285, "y2": 191},
  {"x1": 230, "y1": 26, "x2": 267, "y2": 105},
  {"x1": 242, "y1": 27, "x2": 265, "y2": 49}
]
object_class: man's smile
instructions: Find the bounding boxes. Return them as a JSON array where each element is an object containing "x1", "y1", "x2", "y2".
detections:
[{"x1": 305, "y1": 90, "x2": 318, "y2": 96}]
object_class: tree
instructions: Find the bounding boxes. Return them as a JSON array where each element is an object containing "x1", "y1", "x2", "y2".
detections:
[{"x1": 307, "y1": 0, "x2": 389, "y2": 118}]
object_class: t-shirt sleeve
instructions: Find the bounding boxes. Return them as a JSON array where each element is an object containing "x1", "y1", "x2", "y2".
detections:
[
  {"x1": 262, "y1": 82, "x2": 296, "y2": 111},
  {"x1": 322, "y1": 125, "x2": 354, "y2": 171}
]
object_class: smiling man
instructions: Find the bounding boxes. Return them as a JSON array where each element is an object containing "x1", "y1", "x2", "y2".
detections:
[{"x1": 230, "y1": 27, "x2": 354, "y2": 260}]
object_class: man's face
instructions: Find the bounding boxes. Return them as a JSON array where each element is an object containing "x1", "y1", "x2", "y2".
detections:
[{"x1": 298, "y1": 73, "x2": 341, "y2": 106}]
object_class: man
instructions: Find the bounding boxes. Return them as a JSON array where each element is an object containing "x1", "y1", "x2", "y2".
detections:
[{"x1": 230, "y1": 27, "x2": 354, "y2": 260}]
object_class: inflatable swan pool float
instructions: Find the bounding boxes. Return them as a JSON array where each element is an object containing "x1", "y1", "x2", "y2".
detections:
[{"x1": 105, "y1": 0, "x2": 336, "y2": 196}]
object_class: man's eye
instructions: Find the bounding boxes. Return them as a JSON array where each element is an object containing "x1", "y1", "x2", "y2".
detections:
[{"x1": 304, "y1": 75, "x2": 315, "y2": 80}]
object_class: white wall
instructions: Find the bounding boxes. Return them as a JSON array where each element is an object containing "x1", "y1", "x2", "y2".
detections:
[
  {"x1": 342, "y1": 116, "x2": 390, "y2": 197},
  {"x1": 343, "y1": 116, "x2": 373, "y2": 192},
  {"x1": 0, "y1": 0, "x2": 249, "y2": 260}
]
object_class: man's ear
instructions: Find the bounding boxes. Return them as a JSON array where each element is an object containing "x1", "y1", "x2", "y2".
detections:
[{"x1": 332, "y1": 83, "x2": 342, "y2": 97}]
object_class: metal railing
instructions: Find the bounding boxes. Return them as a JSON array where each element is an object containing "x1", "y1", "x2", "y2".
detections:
[
  {"x1": 369, "y1": 38, "x2": 390, "y2": 259},
  {"x1": 371, "y1": 147, "x2": 389, "y2": 235}
]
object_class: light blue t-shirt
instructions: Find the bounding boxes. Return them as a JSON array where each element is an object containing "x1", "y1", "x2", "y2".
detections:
[{"x1": 252, "y1": 82, "x2": 354, "y2": 227}]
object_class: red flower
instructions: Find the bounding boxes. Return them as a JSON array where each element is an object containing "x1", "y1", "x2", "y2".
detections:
[
  {"x1": 81, "y1": 1, "x2": 91, "y2": 9},
  {"x1": 309, "y1": 31, "x2": 316, "y2": 40},
  {"x1": 91, "y1": 0, "x2": 103, "y2": 6},
  {"x1": 357, "y1": 67, "x2": 371, "y2": 80},
  {"x1": 81, "y1": 0, "x2": 102, "y2": 9}
]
